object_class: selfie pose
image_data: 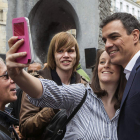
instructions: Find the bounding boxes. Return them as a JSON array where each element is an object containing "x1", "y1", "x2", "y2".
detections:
[
  {"x1": 6, "y1": 33, "x2": 126, "y2": 139},
  {"x1": 19, "y1": 32, "x2": 87, "y2": 140}
]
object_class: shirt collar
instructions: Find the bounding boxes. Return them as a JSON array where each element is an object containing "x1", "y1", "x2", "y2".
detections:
[
  {"x1": 5, "y1": 107, "x2": 13, "y2": 114},
  {"x1": 124, "y1": 50, "x2": 140, "y2": 80},
  {"x1": 125, "y1": 50, "x2": 140, "y2": 72},
  {"x1": 51, "y1": 69, "x2": 76, "y2": 85}
]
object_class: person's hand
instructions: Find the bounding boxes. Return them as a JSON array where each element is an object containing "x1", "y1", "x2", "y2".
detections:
[{"x1": 6, "y1": 36, "x2": 29, "y2": 79}]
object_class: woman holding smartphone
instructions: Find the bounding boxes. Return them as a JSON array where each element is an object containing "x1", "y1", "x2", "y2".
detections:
[{"x1": 6, "y1": 34, "x2": 126, "y2": 139}]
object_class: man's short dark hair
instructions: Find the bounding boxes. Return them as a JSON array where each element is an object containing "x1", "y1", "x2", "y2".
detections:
[{"x1": 100, "y1": 12, "x2": 140, "y2": 40}]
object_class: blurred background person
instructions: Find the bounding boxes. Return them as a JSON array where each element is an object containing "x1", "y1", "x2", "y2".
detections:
[{"x1": 27, "y1": 62, "x2": 43, "y2": 76}]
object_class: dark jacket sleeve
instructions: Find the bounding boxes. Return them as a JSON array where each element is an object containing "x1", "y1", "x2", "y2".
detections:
[{"x1": 19, "y1": 92, "x2": 59, "y2": 138}]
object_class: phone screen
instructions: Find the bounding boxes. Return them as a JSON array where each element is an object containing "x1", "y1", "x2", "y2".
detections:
[{"x1": 14, "y1": 22, "x2": 24, "y2": 36}]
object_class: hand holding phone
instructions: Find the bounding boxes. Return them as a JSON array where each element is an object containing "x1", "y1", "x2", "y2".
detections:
[{"x1": 12, "y1": 17, "x2": 34, "y2": 64}]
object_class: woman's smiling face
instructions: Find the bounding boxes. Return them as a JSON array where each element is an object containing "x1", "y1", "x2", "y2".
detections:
[{"x1": 98, "y1": 51, "x2": 121, "y2": 85}]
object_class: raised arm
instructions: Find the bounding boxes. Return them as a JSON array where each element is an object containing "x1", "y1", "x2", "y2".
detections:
[{"x1": 6, "y1": 37, "x2": 42, "y2": 98}]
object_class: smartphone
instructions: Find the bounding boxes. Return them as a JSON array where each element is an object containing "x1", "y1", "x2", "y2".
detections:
[{"x1": 12, "y1": 17, "x2": 34, "y2": 64}]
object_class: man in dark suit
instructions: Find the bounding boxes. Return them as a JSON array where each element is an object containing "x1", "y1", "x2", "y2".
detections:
[{"x1": 100, "y1": 12, "x2": 140, "y2": 140}]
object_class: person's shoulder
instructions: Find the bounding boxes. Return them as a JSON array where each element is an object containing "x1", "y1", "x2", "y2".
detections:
[
  {"x1": 37, "y1": 66, "x2": 51, "y2": 79},
  {"x1": 0, "y1": 109, "x2": 19, "y2": 124},
  {"x1": 77, "y1": 69, "x2": 90, "y2": 81},
  {"x1": 80, "y1": 76, "x2": 89, "y2": 85},
  {"x1": 75, "y1": 71, "x2": 88, "y2": 84}
]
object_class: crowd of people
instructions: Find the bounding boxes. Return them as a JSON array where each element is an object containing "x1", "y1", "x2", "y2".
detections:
[{"x1": 0, "y1": 12, "x2": 140, "y2": 140}]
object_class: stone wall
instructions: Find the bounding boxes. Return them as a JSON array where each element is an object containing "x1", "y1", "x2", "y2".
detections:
[
  {"x1": 0, "y1": 0, "x2": 8, "y2": 54},
  {"x1": 98, "y1": 0, "x2": 111, "y2": 49}
]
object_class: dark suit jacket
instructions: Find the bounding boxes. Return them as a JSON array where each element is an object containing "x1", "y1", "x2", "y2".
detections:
[{"x1": 118, "y1": 56, "x2": 140, "y2": 140}]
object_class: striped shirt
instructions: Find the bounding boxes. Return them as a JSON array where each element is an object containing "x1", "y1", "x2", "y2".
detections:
[{"x1": 28, "y1": 79, "x2": 119, "y2": 140}]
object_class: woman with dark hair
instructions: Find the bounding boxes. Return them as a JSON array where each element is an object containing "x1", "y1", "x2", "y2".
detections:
[
  {"x1": 7, "y1": 35, "x2": 126, "y2": 139},
  {"x1": 91, "y1": 49, "x2": 126, "y2": 120},
  {"x1": 91, "y1": 49, "x2": 126, "y2": 111}
]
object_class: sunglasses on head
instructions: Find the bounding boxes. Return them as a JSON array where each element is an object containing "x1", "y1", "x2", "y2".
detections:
[{"x1": 0, "y1": 71, "x2": 9, "y2": 80}]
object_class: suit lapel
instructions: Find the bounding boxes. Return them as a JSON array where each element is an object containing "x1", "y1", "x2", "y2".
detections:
[{"x1": 120, "y1": 56, "x2": 140, "y2": 110}]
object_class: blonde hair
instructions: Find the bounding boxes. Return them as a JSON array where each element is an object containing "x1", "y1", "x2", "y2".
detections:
[{"x1": 47, "y1": 32, "x2": 80, "y2": 71}]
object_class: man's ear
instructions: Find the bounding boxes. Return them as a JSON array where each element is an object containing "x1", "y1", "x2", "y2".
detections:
[{"x1": 132, "y1": 29, "x2": 139, "y2": 44}]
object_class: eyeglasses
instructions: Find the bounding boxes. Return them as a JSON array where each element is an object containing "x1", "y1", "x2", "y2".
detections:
[{"x1": 0, "y1": 71, "x2": 9, "y2": 80}]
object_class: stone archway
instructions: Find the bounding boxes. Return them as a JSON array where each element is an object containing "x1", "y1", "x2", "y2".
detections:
[
  {"x1": 28, "y1": 0, "x2": 80, "y2": 63},
  {"x1": 6, "y1": 0, "x2": 100, "y2": 76}
]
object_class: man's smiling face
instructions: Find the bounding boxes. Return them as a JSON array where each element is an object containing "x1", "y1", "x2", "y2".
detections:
[
  {"x1": 54, "y1": 46, "x2": 76, "y2": 73},
  {"x1": 102, "y1": 20, "x2": 136, "y2": 68}
]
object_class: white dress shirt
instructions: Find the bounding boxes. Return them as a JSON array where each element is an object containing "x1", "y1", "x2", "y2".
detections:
[{"x1": 124, "y1": 50, "x2": 140, "y2": 80}]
